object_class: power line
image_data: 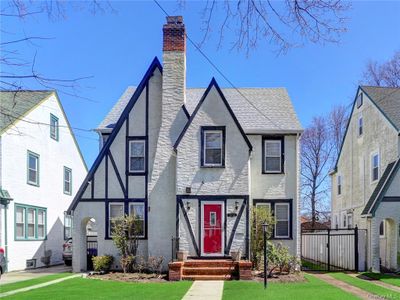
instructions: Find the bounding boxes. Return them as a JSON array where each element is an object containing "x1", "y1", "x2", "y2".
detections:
[{"x1": 153, "y1": 0, "x2": 286, "y2": 131}]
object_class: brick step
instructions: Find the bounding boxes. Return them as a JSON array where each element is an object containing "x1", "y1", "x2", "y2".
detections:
[
  {"x1": 182, "y1": 267, "x2": 234, "y2": 276},
  {"x1": 183, "y1": 260, "x2": 235, "y2": 268},
  {"x1": 182, "y1": 274, "x2": 232, "y2": 281}
]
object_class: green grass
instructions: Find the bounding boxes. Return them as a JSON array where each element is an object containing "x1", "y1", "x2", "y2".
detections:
[
  {"x1": 362, "y1": 272, "x2": 400, "y2": 288},
  {"x1": 0, "y1": 273, "x2": 73, "y2": 293},
  {"x1": 301, "y1": 260, "x2": 326, "y2": 271},
  {"x1": 330, "y1": 272, "x2": 400, "y2": 300},
  {"x1": 222, "y1": 274, "x2": 360, "y2": 300},
  {"x1": 3, "y1": 277, "x2": 192, "y2": 300}
]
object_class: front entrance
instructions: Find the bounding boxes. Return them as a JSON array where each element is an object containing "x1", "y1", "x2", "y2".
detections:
[{"x1": 201, "y1": 202, "x2": 224, "y2": 256}]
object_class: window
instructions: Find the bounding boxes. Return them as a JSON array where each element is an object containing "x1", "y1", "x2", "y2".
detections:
[
  {"x1": 275, "y1": 203, "x2": 290, "y2": 238},
  {"x1": 379, "y1": 221, "x2": 385, "y2": 237},
  {"x1": 337, "y1": 175, "x2": 342, "y2": 195},
  {"x1": 129, "y1": 140, "x2": 145, "y2": 173},
  {"x1": 358, "y1": 116, "x2": 363, "y2": 136},
  {"x1": 129, "y1": 203, "x2": 145, "y2": 237},
  {"x1": 342, "y1": 213, "x2": 347, "y2": 228},
  {"x1": 27, "y1": 151, "x2": 39, "y2": 186},
  {"x1": 109, "y1": 203, "x2": 124, "y2": 236},
  {"x1": 201, "y1": 127, "x2": 225, "y2": 167},
  {"x1": 334, "y1": 215, "x2": 339, "y2": 229},
  {"x1": 347, "y1": 215, "x2": 353, "y2": 229},
  {"x1": 357, "y1": 93, "x2": 363, "y2": 108},
  {"x1": 263, "y1": 137, "x2": 284, "y2": 173},
  {"x1": 15, "y1": 206, "x2": 25, "y2": 239},
  {"x1": 50, "y1": 114, "x2": 59, "y2": 140},
  {"x1": 64, "y1": 167, "x2": 72, "y2": 195},
  {"x1": 15, "y1": 204, "x2": 46, "y2": 240},
  {"x1": 64, "y1": 214, "x2": 72, "y2": 239},
  {"x1": 371, "y1": 153, "x2": 380, "y2": 182}
]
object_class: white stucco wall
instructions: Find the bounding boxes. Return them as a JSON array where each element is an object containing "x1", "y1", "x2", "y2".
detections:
[{"x1": 1, "y1": 93, "x2": 87, "y2": 271}]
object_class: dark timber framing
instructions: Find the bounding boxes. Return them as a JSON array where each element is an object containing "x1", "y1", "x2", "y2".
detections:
[
  {"x1": 253, "y1": 199, "x2": 293, "y2": 240},
  {"x1": 176, "y1": 195, "x2": 250, "y2": 259}
]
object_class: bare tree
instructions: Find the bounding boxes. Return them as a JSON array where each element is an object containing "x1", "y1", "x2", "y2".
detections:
[
  {"x1": 301, "y1": 116, "x2": 333, "y2": 228},
  {"x1": 328, "y1": 104, "x2": 348, "y2": 160},
  {"x1": 185, "y1": 0, "x2": 350, "y2": 55},
  {"x1": 362, "y1": 50, "x2": 400, "y2": 87}
]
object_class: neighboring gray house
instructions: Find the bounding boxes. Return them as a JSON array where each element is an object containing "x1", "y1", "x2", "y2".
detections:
[
  {"x1": 68, "y1": 16, "x2": 302, "y2": 276},
  {"x1": 331, "y1": 86, "x2": 400, "y2": 272}
]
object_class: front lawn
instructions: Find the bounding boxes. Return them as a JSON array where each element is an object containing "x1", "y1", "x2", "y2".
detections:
[
  {"x1": 362, "y1": 272, "x2": 400, "y2": 288},
  {"x1": 1, "y1": 273, "x2": 72, "y2": 293},
  {"x1": 330, "y1": 272, "x2": 400, "y2": 300},
  {"x1": 223, "y1": 274, "x2": 359, "y2": 300},
  {"x1": 3, "y1": 277, "x2": 192, "y2": 300}
]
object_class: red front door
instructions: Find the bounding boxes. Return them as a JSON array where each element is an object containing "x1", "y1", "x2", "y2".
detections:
[{"x1": 203, "y1": 203, "x2": 223, "y2": 255}]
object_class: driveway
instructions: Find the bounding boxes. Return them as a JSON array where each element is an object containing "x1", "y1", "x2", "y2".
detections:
[{"x1": 1, "y1": 264, "x2": 72, "y2": 284}]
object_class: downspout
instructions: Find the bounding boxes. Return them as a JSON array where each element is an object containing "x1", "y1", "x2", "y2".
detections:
[{"x1": 4, "y1": 203, "x2": 7, "y2": 272}]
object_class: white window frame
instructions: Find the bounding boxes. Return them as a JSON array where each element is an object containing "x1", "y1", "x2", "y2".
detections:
[
  {"x1": 264, "y1": 140, "x2": 282, "y2": 173},
  {"x1": 371, "y1": 151, "x2": 380, "y2": 183},
  {"x1": 15, "y1": 206, "x2": 26, "y2": 239},
  {"x1": 129, "y1": 140, "x2": 146, "y2": 173},
  {"x1": 274, "y1": 203, "x2": 290, "y2": 238},
  {"x1": 37, "y1": 209, "x2": 46, "y2": 239},
  {"x1": 129, "y1": 202, "x2": 145, "y2": 238},
  {"x1": 337, "y1": 175, "x2": 342, "y2": 195},
  {"x1": 203, "y1": 130, "x2": 223, "y2": 167},
  {"x1": 64, "y1": 214, "x2": 72, "y2": 240},
  {"x1": 27, "y1": 151, "x2": 39, "y2": 186},
  {"x1": 27, "y1": 208, "x2": 36, "y2": 239},
  {"x1": 64, "y1": 167, "x2": 72, "y2": 195},
  {"x1": 108, "y1": 202, "x2": 124, "y2": 237},
  {"x1": 50, "y1": 114, "x2": 59, "y2": 140},
  {"x1": 358, "y1": 115, "x2": 363, "y2": 137}
]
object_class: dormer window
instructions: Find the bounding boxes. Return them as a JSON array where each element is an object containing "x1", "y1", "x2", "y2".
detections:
[
  {"x1": 357, "y1": 93, "x2": 363, "y2": 108},
  {"x1": 201, "y1": 126, "x2": 225, "y2": 167}
]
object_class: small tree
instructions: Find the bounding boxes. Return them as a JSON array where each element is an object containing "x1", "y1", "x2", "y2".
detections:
[
  {"x1": 111, "y1": 214, "x2": 142, "y2": 273},
  {"x1": 250, "y1": 206, "x2": 275, "y2": 270}
]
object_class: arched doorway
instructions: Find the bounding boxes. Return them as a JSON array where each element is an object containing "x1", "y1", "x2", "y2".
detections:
[
  {"x1": 379, "y1": 218, "x2": 396, "y2": 271},
  {"x1": 83, "y1": 218, "x2": 98, "y2": 271}
]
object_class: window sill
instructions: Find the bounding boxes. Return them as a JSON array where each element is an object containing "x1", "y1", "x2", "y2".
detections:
[
  {"x1": 27, "y1": 181, "x2": 39, "y2": 187},
  {"x1": 270, "y1": 237, "x2": 292, "y2": 240},
  {"x1": 262, "y1": 171, "x2": 284, "y2": 175},
  {"x1": 127, "y1": 171, "x2": 146, "y2": 176},
  {"x1": 200, "y1": 165, "x2": 225, "y2": 169},
  {"x1": 15, "y1": 238, "x2": 46, "y2": 241}
]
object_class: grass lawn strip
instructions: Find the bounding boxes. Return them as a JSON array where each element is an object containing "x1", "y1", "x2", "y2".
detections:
[
  {"x1": 3, "y1": 277, "x2": 193, "y2": 300},
  {"x1": 222, "y1": 274, "x2": 360, "y2": 300},
  {"x1": 362, "y1": 272, "x2": 400, "y2": 288},
  {"x1": 330, "y1": 272, "x2": 400, "y2": 300},
  {"x1": 0, "y1": 273, "x2": 73, "y2": 293}
]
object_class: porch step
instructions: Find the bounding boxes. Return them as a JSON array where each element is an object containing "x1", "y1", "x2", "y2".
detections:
[
  {"x1": 182, "y1": 274, "x2": 232, "y2": 281},
  {"x1": 183, "y1": 260, "x2": 235, "y2": 268},
  {"x1": 183, "y1": 267, "x2": 234, "y2": 276}
]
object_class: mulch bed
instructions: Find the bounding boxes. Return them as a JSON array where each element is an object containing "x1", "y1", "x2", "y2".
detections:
[
  {"x1": 88, "y1": 272, "x2": 169, "y2": 283},
  {"x1": 251, "y1": 270, "x2": 306, "y2": 283}
]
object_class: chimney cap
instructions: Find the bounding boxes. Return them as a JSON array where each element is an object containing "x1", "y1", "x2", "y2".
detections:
[{"x1": 166, "y1": 16, "x2": 183, "y2": 24}]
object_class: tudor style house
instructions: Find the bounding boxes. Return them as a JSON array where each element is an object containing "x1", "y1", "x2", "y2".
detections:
[
  {"x1": 331, "y1": 86, "x2": 400, "y2": 272},
  {"x1": 68, "y1": 16, "x2": 302, "y2": 277},
  {"x1": 0, "y1": 91, "x2": 87, "y2": 272}
]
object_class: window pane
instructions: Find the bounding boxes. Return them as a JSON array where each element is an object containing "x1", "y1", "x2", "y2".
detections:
[
  {"x1": 65, "y1": 182, "x2": 71, "y2": 193},
  {"x1": 275, "y1": 204, "x2": 289, "y2": 220},
  {"x1": 38, "y1": 210, "x2": 45, "y2": 225},
  {"x1": 205, "y1": 132, "x2": 221, "y2": 149},
  {"x1": 373, "y1": 155, "x2": 378, "y2": 167},
  {"x1": 276, "y1": 221, "x2": 289, "y2": 236},
  {"x1": 265, "y1": 157, "x2": 281, "y2": 172},
  {"x1": 135, "y1": 220, "x2": 144, "y2": 236},
  {"x1": 65, "y1": 169, "x2": 71, "y2": 181},
  {"x1": 38, "y1": 225, "x2": 45, "y2": 238},
  {"x1": 27, "y1": 209, "x2": 35, "y2": 223},
  {"x1": 28, "y1": 224, "x2": 35, "y2": 238},
  {"x1": 16, "y1": 207, "x2": 25, "y2": 223},
  {"x1": 29, "y1": 169, "x2": 37, "y2": 183},
  {"x1": 257, "y1": 204, "x2": 271, "y2": 214},
  {"x1": 373, "y1": 167, "x2": 379, "y2": 181},
  {"x1": 131, "y1": 141, "x2": 144, "y2": 156},
  {"x1": 130, "y1": 157, "x2": 145, "y2": 171},
  {"x1": 16, "y1": 224, "x2": 24, "y2": 238},
  {"x1": 205, "y1": 149, "x2": 221, "y2": 164},
  {"x1": 110, "y1": 204, "x2": 124, "y2": 218},
  {"x1": 266, "y1": 141, "x2": 281, "y2": 156},
  {"x1": 130, "y1": 204, "x2": 144, "y2": 219},
  {"x1": 29, "y1": 155, "x2": 37, "y2": 170}
]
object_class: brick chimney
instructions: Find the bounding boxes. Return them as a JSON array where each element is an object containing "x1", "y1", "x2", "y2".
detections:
[{"x1": 163, "y1": 16, "x2": 186, "y2": 52}]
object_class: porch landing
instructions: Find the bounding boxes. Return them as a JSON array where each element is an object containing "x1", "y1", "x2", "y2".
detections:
[{"x1": 168, "y1": 259, "x2": 252, "y2": 281}]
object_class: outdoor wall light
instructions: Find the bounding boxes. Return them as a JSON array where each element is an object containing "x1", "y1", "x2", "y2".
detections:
[
  {"x1": 235, "y1": 201, "x2": 239, "y2": 211},
  {"x1": 186, "y1": 201, "x2": 191, "y2": 211}
]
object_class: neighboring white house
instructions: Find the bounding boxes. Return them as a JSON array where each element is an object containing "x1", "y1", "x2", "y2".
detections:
[
  {"x1": 68, "y1": 16, "x2": 302, "y2": 274},
  {"x1": 0, "y1": 91, "x2": 87, "y2": 272},
  {"x1": 331, "y1": 86, "x2": 400, "y2": 272}
]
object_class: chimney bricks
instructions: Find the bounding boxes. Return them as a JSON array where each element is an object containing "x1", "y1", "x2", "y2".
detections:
[{"x1": 163, "y1": 16, "x2": 186, "y2": 52}]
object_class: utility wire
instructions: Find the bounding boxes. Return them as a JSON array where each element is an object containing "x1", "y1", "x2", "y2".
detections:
[{"x1": 153, "y1": 0, "x2": 286, "y2": 131}]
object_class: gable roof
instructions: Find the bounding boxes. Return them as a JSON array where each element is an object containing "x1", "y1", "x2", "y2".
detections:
[
  {"x1": 173, "y1": 78, "x2": 253, "y2": 151},
  {"x1": 360, "y1": 86, "x2": 400, "y2": 131},
  {"x1": 361, "y1": 158, "x2": 400, "y2": 216},
  {"x1": 67, "y1": 57, "x2": 162, "y2": 212},
  {"x1": 0, "y1": 90, "x2": 54, "y2": 133},
  {"x1": 96, "y1": 86, "x2": 302, "y2": 134}
]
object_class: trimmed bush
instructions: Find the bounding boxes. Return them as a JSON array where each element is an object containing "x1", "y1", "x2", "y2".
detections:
[{"x1": 92, "y1": 255, "x2": 114, "y2": 272}]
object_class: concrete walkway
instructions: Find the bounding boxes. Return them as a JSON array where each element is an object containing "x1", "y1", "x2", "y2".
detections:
[
  {"x1": 309, "y1": 272, "x2": 375, "y2": 300},
  {"x1": 0, "y1": 274, "x2": 80, "y2": 298},
  {"x1": 348, "y1": 273, "x2": 400, "y2": 293},
  {"x1": 182, "y1": 281, "x2": 224, "y2": 300},
  {"x1": 0, "y1": 265, "x2": 72, "y2": 285}
]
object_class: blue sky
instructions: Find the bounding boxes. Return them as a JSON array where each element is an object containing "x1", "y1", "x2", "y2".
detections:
[{"x1": 2, "y1": 1, "x2": 400, "y2": 167}]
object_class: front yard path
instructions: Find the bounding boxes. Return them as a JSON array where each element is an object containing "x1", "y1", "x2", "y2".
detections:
[
  {"x1": 182, "y1": 281, "x2": 223, "y2": 300},
  {"x1": 349, "y1": 273, "x2": 400, "y2": 293}
]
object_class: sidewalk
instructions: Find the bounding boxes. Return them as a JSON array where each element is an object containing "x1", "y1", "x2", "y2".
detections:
[
  {"x1": 0, "y1": 264, "x2": 72, "y2": 285},
  {"x1": 181, "y1": 281, "x2": 224, "y2": 300}
]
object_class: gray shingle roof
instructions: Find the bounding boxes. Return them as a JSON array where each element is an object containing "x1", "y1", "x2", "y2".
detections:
[
  {"x1": 0, "y1": 90, "x2": 54, "y2": 132},
  {"x1": 361, "y1": 86, "x2": 400, "y2": 131},
  {"x1": 97, "y1": 86, "x2": 302, "y2": 133}
]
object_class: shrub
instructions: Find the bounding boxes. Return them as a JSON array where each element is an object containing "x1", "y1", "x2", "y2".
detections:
[
  {"x1": 92, "y1": 255, "x2": 113, "y2": 272},
  {"x1": 266, "y1": 242, "x2": 298, "y2": 277},
  {"x1": 147, "y1": 256, "x2": 164, "y2": 275}
]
